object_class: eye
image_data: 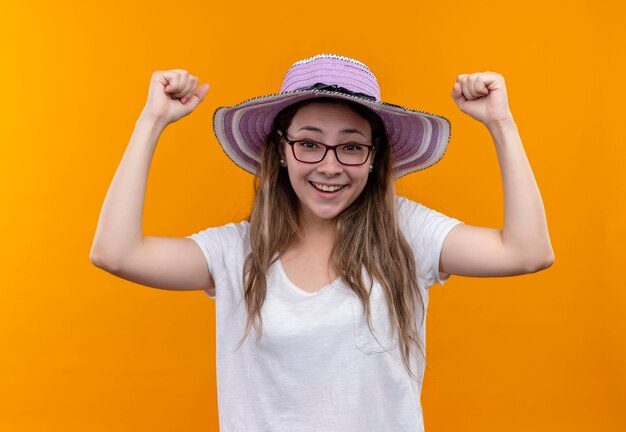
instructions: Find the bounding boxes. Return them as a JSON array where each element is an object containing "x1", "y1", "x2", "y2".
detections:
[
  {"x1": 341, "y1": 143, "x2": 366, "y2": 152},
  {"x1": 297, "y1": 140, "x2": 321, "y2": 150}
]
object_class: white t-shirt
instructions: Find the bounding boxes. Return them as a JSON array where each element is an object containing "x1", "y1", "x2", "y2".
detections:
[{"x1": 186, "y1": 195, "x2": 463, "y2": 431}]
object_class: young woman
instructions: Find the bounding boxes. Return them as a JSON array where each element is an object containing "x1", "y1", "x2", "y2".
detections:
[{"x1": 90, "y1": 54, "x2": 554, "y2": 431}]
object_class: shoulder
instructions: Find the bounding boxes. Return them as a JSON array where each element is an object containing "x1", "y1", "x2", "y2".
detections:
[
  {"x1": 395, "y1": 195, "x2": 427, "y2": 214},
  {"x1": 394, "y1": 194, "x2": 463, "y2": 241},
  {"x1": 186, "y1": 219, "x2": 250, "y2": 249},
  {"x1": 222, "y1": 219, "x2": 250, "y2": 239},
  {"x1": 395, "y1": 194, "x2": 458, "y2": 221},
  {"x1": 394, "y1": 195, "x2": 431, "y2": 229}
]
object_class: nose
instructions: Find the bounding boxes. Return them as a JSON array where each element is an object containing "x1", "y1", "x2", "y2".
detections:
[{"x1": 316, "y1": 148, "x2": 343, "y2": 175}]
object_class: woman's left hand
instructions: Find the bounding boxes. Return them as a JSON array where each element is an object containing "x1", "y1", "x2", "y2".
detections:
[{"x1": 451, "y1": 72, "x2": 514, "y2": 127}]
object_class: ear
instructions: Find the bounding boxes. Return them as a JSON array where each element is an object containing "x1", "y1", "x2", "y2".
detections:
[
  {"x1": 276, "y1": 131, "x2": 286, "y2": 159},
  {"x1": 276, "y1": 131, "x2": 288, "y2": 167},
  {"x1": 368, "y1": 141, "x2": 377, "y2": 173}
]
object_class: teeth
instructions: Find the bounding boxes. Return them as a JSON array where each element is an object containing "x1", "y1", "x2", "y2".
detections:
[{"x1": 311, "y1": 182, "x2": 345, "y2": 192}]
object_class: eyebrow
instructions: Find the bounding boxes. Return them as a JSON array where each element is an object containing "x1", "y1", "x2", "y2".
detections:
[{"x1": 296, "y1": 125, "x2": 366, "y2": 138}]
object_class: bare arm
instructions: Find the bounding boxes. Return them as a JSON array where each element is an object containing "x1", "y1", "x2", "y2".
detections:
[
  {"x1": 439, "y1": 119, "x2": 554, "y2": 279},
  {"x1": 491, "y1": 118, "x2": 553, "y2": 266},
  {"x1": 89, "y1": 70, "x2": 213, "y2": 293},
  {"x1": 438, "y1": 72, "x2": 554, "y2": 279},
  {"x1": 89, "y1": 113, "x2": 166, "y2": 268}
]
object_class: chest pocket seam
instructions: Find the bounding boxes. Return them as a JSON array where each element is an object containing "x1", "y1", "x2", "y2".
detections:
[{"x1": 350, "y1": 286, "x2": 399, "y2": 354}]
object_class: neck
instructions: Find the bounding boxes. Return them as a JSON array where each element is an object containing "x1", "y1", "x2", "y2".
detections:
[{"x1": 296, "y1": 207, "x2": 337, "y2": 248}]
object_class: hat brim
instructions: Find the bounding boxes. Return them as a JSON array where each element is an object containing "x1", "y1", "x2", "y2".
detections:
[{"x1": 213, "y1": 89, "x2": 451, "y2": 179}]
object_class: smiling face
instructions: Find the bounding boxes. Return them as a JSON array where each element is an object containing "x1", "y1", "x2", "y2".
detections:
[{"x1": 278, "y1": 100, "x2": 375, "y2": 225}]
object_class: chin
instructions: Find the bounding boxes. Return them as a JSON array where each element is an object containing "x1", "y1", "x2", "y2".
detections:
[
  {"x1": 310, "y1": 207, "x2": 343, "y2": 221},
  {"x1": 315, "y1": 197, "x2": 359, "y2": 219}
]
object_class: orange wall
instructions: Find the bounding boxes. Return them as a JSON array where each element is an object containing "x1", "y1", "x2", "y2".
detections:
[{"x1": 1, "y1": 0, "x2": 624, "y2": 430}]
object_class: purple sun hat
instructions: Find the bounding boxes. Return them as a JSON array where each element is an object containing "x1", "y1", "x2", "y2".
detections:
[{"x1": 213, "y1": 53, "x2": 451, "y2": 179}]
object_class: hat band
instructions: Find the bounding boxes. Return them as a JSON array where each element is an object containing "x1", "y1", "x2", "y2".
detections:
[{"x1": 299, "y1": 82, "x2": 377, "y2": 102}]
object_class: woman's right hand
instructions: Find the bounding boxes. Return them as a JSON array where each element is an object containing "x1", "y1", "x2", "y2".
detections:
[{"x1": 141, "y1": 69, "x2": 210, "y2": 126}]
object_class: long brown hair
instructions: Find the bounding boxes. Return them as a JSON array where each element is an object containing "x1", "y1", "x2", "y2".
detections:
[{"x1": 238, "y1": 96, "x2": 426, "y2": 381}]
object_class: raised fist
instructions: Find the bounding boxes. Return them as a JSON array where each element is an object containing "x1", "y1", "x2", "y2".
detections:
[{"x1": 142, "y1": 69, "x2": 210, "y2": 125}]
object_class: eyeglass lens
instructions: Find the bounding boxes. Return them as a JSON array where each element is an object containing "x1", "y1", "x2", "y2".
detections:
[{"x1": 293, "y1": 141, "x2": 369, "y2": 165}]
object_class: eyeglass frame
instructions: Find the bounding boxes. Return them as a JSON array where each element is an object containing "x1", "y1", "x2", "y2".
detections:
[{"x1": 279, "y1": 132, "x2": 375, "y2": 166}]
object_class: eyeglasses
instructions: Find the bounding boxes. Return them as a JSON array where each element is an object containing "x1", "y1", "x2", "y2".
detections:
[{"x1": 281, "y1": 133, "x2": 375, "y2": 166}]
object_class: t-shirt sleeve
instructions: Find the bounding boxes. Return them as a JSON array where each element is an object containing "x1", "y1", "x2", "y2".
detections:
[
  {"x1": 185, "y1": 221, "x2": 249, "y2": 299},
  {"x1": 396, "y1": 195, "x2": 464, "y2": 290}
]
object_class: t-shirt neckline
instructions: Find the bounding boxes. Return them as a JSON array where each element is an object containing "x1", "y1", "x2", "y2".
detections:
[{"x1": 276, "y1": 259, "x2": 342, "y2": 297}]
